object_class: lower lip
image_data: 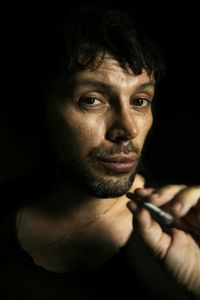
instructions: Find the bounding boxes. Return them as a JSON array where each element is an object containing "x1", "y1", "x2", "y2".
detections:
[{"x1": 100, "y1": 161, "x2": 136, "y2": 173}]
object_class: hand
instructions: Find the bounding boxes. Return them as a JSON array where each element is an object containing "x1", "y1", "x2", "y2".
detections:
[{"x1": 127, "y1": 185, "x2": 200, "y2": 295}]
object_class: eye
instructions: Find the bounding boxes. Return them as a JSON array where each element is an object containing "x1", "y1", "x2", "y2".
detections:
[
  {"x1": 78, "y1": 96, "x2": 105, "y2": 109},
  {"x1": 132, "y1": 98, "x2": 151, "y2": 108},
  {"x1": 80, "y1": 97, "x2": 101, "y2": 105}
]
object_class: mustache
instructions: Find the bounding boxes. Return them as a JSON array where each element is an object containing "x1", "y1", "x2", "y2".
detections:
[{"x1": 89, "y1": 142, "x2": 140, "y2": 160}]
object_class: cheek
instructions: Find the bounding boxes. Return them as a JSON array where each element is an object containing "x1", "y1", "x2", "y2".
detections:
[
  {"x1": 63, "y1": 113, "x2": 106, "y2": 150},
  {"x1": 137, "y1": 113, "x2": 153, "y2": 144}
]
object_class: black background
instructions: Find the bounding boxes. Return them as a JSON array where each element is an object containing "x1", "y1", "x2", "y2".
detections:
[{"x1": 0, "y1": 2, "x2": 199, "y2": 185}]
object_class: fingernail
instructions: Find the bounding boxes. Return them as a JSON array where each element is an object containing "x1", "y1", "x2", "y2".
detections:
[
  {"x1": 173, "y1": 202, "x2": 182, "y2": 213},
  {"x1": 150, "y1": 192, "x2": 159, "y2": 198},
  {"x1": 127, "y1": 201, "x2": 137, "y2": 212},
  {"x1": 126, "y1": 192, "x2": 133, "y2": 199},
  {"x1": 149, "y1": 193, "x2": 160, "y2": 202}
]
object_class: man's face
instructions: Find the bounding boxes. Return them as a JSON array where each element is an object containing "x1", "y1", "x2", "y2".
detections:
[{"x1": 45, "y1": 56, "x2": 155, "y2": 198}]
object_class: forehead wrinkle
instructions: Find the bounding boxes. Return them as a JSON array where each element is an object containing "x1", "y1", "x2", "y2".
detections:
[
  {"x1": 69, "y1": 78, "x2": 118, "y2": 98},
  {"x1": 68, "y1": 56, "x2": 155, "y2": 100},
  {"x1": 71, "y1": 78, "x2": 156, "y2": 94}
]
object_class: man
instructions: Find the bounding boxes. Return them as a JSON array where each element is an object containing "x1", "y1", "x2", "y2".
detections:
[{"x1": 0, "y1": 5, "x2": 199, "y2": 299}]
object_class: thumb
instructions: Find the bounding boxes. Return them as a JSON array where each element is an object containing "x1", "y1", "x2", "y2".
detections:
[{"x1": 127, "y1": 201, "x2": 172, "y2": 259}]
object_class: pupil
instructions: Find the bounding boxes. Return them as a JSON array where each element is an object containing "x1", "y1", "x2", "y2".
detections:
[
  {"x1": 87, "y1": 98, "x2": 95, "y2": 104},
  {"x1": 136, "y1": 99, "x2": 142, "y2": 105}
]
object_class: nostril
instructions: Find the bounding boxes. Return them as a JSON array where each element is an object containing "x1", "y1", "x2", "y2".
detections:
[
  {"x1": 115, "y1": 136, "x2": 129, "y2": 142},
  {"x1": 106, "y1": 112, "x2": 139, "y2": 142},
  {"x1": 106, "y1": 127, "x2": 136, "y2": 143}
]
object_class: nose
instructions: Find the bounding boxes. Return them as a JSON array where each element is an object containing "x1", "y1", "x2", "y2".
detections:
[{"x1": 106, "y1": 106, "x2": 139, "y2": 143}]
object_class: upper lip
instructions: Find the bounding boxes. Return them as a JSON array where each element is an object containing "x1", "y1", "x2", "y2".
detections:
[{"x1": 98, "y1": 154, "x2": 137, "y2": 163}]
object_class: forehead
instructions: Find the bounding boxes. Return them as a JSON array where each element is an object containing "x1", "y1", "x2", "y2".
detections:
[{"x1": 72, "y1": 55, "x2": 154, "y2": 90}]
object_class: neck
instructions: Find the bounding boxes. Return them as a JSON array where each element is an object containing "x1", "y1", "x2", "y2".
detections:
[
  {"x1": 21, "y1": 176, "x2": 124, "y2": 223},
  {"x1": 16, "y1": 173, "x2": 144, "y2": 272}
]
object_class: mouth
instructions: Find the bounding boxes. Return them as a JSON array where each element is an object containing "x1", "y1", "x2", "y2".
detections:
[{"x1": 97, "y1": 154, "x2": 138, "y2": 174}]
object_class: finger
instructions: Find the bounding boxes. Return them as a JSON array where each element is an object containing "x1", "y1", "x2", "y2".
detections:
[
  {"x1": 127, "y1": 201, "x2": 172, "y2": 258},
  {"x1": 147, "y1": 184, "x2": 187, "y2": 206},
  {"x1": 127, "y1": 191, "x2": 200, "y2": 237},
  {"x1": 130, "y1": 187, "x2": 155, "y2": 197},
  {"x1": 183, "y1": 209, "x2": 200, "y2": 229},
  {"x1": 170, "y1": 186, "x2": 200, "y2": 217}
]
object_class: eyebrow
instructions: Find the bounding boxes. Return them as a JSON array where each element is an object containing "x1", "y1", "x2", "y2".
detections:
[
  {"x1": 134, "y1": 81, "x2": 156, "y2": 92},
  {"x1": 70, "y1": 78, "x2": 156, "y2": 96},
  {"x1": 71, "y1": 78, "x2": 156, "y2": 91},
  {"x1": 70, "y1": 78, "x2": 116, "y2": 95}
]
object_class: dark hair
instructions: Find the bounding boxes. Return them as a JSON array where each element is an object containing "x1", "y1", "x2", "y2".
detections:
[
  {"x1": 31, "y1": 5, "x2": 165, "y2": 91},
  {"x1": 18, "y1": 5, "x2": 165, "y2": 166},
  {"x1": 1, "y1": 5, "x2": 165, "y2": 181}
]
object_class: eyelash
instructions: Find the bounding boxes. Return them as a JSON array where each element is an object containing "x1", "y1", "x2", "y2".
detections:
[
  {"x1": 77, "y1": 96, "x2": 152, "y2": 110},
  {"x1": 78, "y1": 97, "x2": 104, "y2": 108},
  {"x1": 132, "y1": 98, "x2": 151, "y2": 108}
]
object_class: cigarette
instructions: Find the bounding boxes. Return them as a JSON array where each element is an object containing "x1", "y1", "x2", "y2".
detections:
[
  {"x1": 127, "y1": 193, "x2": 174, "y2": 225},
  {"x1": 141, "y1": 201, "x2": 174, "y2": 225},
  {"x1": 127, "y1": 194, "x2": 199, "y2": 234}
]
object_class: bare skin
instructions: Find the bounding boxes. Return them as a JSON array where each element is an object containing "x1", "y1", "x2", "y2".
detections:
[
  {"x1": 17, "y1": 56, "x2": 153, "y2": 272},
  {"x1": 17, "y1": 174, "x2": 144, "y2": 272},
  {"x1": 16, "y1": 56, "x2": 200, "y2": 296},
  {"x1": 127, "y1": 185, "x2": 200, "y2": 295}
]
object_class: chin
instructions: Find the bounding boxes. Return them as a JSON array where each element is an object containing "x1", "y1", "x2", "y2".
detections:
[
  {"x1": 57, "y1": 160, "x2": 136, "y2": 198},
  {"x1": 83, "y1": 175, "x2": 136, "y2": 199}
]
